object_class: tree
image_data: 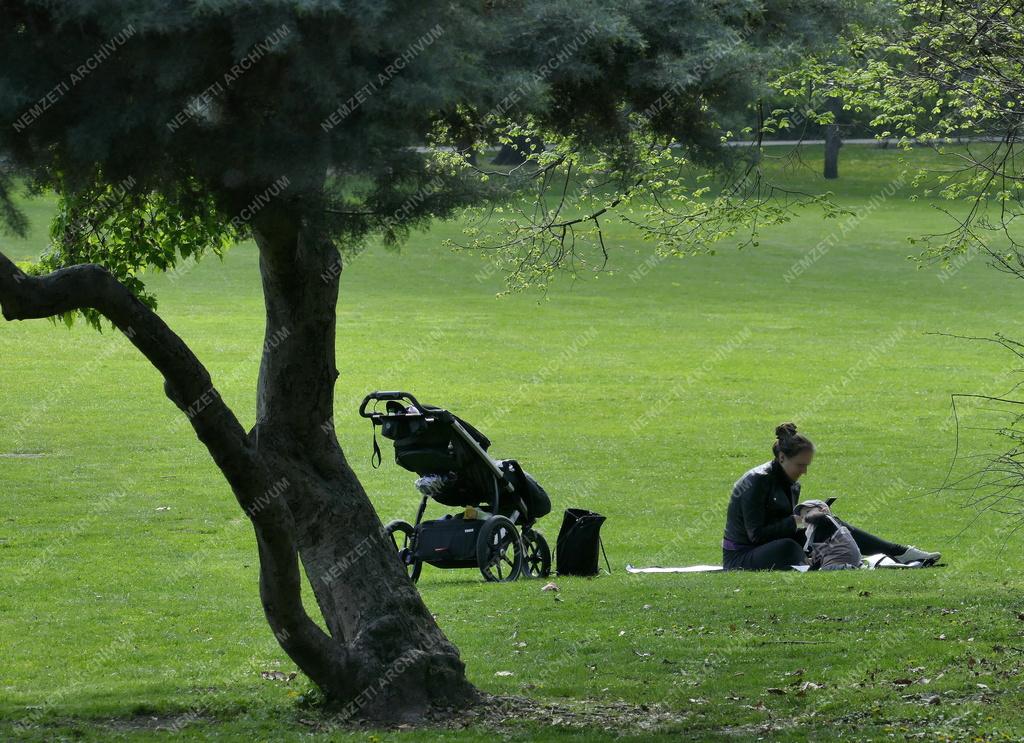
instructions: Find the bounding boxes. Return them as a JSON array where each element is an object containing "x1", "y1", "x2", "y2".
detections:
[
  {"x1": 0, "y1": 0, "x2": 852, "y2": 721},
  {"x1": 780, "y1": 0, "x2": 1024, "y2": 524},
  {"x1": 763, "y1": 3, "x2": 900, "y2": 181}
]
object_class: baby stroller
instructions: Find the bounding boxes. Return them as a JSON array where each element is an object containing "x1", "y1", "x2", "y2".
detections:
[{"x1": 360, "y1": 391, "x2": 552, "y2": 583}]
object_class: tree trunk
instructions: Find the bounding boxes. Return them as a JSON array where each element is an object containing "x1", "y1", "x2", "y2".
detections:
[
  {"x1": 249, "y1": 212, "x2": 477, "y2": 720},
  {"x1": 823, "y1": 99, "x2": 843, "y2": 180}
]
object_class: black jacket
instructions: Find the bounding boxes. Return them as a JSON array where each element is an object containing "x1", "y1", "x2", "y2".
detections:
[{"x1": 722, "y1": 459, "x2": 801, "y2": 547}]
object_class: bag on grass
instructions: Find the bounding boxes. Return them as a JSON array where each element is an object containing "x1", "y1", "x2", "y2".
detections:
[{"x1": 555, "y1": 508, "x2": 609, "y2": 576}]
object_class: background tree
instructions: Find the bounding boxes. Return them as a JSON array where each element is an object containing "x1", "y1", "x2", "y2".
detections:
[
  {"x1": 761, "y1": 2, "x2": 900, "y2": 181},
  {"x1": 0, "y1": 0, "x2": 852, "y2": 721},
  {"x1": 775, "y1": 0, "x2": 1024, "y2": 526}
]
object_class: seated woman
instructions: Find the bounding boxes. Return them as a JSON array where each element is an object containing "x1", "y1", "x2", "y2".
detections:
[{"x1": 721, "y1": 423, "x2": 941, "y2": 571}]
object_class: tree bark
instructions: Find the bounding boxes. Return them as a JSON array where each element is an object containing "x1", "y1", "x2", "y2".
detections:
[{"x1": 0, "y1": 234, "x2": 477, "y2": 721}]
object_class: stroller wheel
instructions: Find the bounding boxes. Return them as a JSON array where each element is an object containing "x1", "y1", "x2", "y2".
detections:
[
  {"x1": 383, "y1": 519, "x2": 422, "y2": 583},
  {"x1": 522, "y1": 528, "x2": 551, "y2": 578},
  {"x1": 477, "y1": 515, "x2": 524, "y2": 583}
]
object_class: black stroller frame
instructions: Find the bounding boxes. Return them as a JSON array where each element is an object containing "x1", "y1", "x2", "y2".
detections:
[{"x1": 360, "y1": 391, "x2": 552, "y2": 583}]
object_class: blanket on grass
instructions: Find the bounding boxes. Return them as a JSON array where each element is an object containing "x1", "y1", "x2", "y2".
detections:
[{"x1": 625, "y1": 554, "x2": 937, "y2": 574}]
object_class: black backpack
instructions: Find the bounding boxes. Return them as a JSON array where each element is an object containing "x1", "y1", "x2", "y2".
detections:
[{"x1": 555, "y1": 508, "x2": 609, "y2": 576}]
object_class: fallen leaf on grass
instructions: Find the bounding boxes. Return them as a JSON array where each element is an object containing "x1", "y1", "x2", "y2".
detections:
[
  {"x1": 766, "y1": 687, "x2": 787, "y2": 695},
  {"x1": 541, "y1": 582, "x2": 559, "y2": 592},
  {"x1": 260, "y1": 671, "x2": 297, "y2": 682},
  {"x1": 494, "y1": 671, "x2": 514, "y2": 677}
]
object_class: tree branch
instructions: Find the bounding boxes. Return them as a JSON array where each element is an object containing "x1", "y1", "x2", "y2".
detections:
[
  {"x1": 0, "y1": 249, "x2": 357, "y2": 698},
  {"x1": 0, "y1": 251, "x2": 253, "y2": 474}
]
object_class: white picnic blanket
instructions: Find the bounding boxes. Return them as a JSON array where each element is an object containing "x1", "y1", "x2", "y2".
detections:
[
  {"x1": 625, "y1": 564, "x2": 724, "y2": 573},
  {"x1": 625, "y1": 554, "x2": 930, "y2": 574}
]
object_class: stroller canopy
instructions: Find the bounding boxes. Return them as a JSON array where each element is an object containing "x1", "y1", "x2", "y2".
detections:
[{"x1": 362, "y1": 392, "x2": 551, "y2": 520}]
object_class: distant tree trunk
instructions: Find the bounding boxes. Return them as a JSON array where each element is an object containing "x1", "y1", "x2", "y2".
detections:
[
  {"x1": 823, "y1": 98, "x2": 843, "y2": 180},
  {"x1": 491, "y1": 134, "x2": 544, "y2": 166}
]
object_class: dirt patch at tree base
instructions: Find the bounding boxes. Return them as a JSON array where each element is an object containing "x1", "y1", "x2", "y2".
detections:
[
  {"x1": 329, "y1": 693, "x2": 692, "y2": 735},
  {"x1": 6, "y1": 695, "x2": 691, "y2": 738}
]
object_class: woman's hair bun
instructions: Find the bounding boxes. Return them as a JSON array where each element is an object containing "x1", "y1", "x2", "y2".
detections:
[
  {"x1": 772, "y1": 422, "x2": 813, "y2": 458},
  {"x1": 775, "y1": 422, "x2": 798, "y2": 440}
]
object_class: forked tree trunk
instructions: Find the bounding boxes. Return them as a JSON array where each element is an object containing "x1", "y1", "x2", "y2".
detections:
[
  {"x1": 0, "y1": 215, "x2": 477, "y2": 721},
  {"x1": 249, "y1": 213, "x2": 476, "y2": 719}
]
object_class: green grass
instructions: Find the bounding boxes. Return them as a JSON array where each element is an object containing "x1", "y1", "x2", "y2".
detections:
[{"x1": 2, "y1": 144, "x2": 1024, "y2": 741}]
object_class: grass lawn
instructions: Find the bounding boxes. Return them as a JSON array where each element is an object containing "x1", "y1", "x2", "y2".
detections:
[{"x1": 1, "y1": 145, "x2": 1023, "y2": 741}]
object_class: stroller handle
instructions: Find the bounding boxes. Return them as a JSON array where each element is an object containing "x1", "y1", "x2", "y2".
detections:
[{"x1": 359, "y1": 391, "x2": 425, "y2": 419}]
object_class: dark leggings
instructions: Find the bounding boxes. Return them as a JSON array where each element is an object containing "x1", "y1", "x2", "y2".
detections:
[{"x1": 722, "y1": 518, "x2": 906, "y2": 571}]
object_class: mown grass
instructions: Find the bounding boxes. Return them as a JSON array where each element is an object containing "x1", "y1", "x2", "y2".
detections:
[{"x1": 1, "y1": 145, "x2": 1023, "y2": 741}]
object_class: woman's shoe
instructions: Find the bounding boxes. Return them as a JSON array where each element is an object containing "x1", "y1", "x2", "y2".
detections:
[{"x1": 894, "y1": 545, "x2": 941, "y2": 565}]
